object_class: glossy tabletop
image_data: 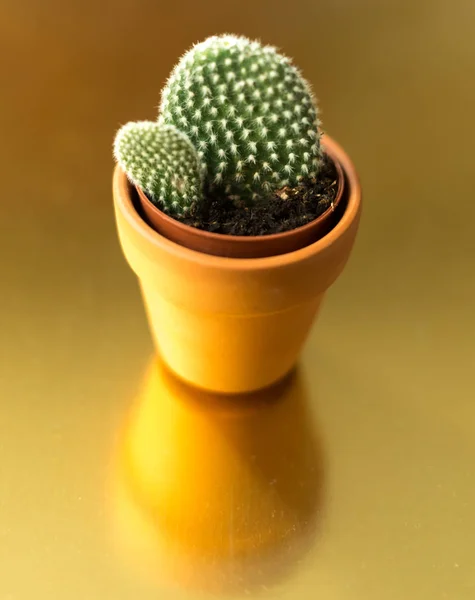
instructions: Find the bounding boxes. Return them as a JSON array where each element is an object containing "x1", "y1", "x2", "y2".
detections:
[{"x1": 1, "y1": 0, "x2": 475, "y2": 598}]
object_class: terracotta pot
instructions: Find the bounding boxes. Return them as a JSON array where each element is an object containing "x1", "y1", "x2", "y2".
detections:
[
  {"x1": 136, "y1": 142, "x2": 345, "y2": 258},
  {"x1": 112, "y1": 134, "x2": 362, "y2": 394}
]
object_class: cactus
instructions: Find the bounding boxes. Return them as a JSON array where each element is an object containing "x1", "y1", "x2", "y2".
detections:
[
  {"x1": 158, "y1": 34, "x2": 323, "y2": 205},
  {"x1": 113, "y1": 121, "x2": 203, "y2": 215}
]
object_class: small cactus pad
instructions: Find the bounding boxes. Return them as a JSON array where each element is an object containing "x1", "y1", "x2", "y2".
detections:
[{"x1": 113, "y1": 121, "x2": 203, "y2": 215}]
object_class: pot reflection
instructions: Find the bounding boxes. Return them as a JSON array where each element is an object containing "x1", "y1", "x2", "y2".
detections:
[{"x1": 109, "y1": 356, "x2": 325, "y2": 594}]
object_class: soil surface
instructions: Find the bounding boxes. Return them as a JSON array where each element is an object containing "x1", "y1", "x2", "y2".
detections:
[{"x1": 177, "y1": 153, "x2": 339, "y2": 236}]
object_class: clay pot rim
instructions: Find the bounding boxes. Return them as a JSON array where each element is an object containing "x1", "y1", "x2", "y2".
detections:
[
  {"x1": 114, "y1": 134, "x2": 361, "y2": 272},
  {"x1": 135, "y1": 147, "x2": 344, "y2": 251}
]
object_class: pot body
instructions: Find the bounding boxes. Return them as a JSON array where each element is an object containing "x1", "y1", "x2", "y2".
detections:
[
  {"x1": 139, "y1": 281, "x2": 323, "y2": 392},
  {"x1": 113, "y1": 135, "x2": 361, "y2": 393}
]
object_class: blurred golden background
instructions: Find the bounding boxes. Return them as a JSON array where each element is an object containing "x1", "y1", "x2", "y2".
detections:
[{"x1": 1, "y1": 0, "x2": 474, "y2": 598}]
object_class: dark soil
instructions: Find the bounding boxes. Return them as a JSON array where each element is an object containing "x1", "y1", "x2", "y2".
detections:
[{"x1": 181, "y1": 152, "x2": 339, "y2": 236}]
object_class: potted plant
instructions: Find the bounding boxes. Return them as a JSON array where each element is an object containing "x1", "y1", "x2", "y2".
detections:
[{"x1": 112, "y1": 34, "x2": 362, "y2": 394}]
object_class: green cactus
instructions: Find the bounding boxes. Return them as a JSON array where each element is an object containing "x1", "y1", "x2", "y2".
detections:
[
  {"x1": 158, "y1": 34, "x2": 323, "y2": 205},
  {"x1": 113, "y1": 121, "x2": 203, "y2": 215}
]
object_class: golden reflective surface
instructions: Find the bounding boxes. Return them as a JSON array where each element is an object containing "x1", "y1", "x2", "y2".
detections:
[
  {"x1": 1, "y1": 0, "x2": 475, "y2": 598},
  {"x1": 110, "y1": 358, "x2": 324, "y2": 595}
]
